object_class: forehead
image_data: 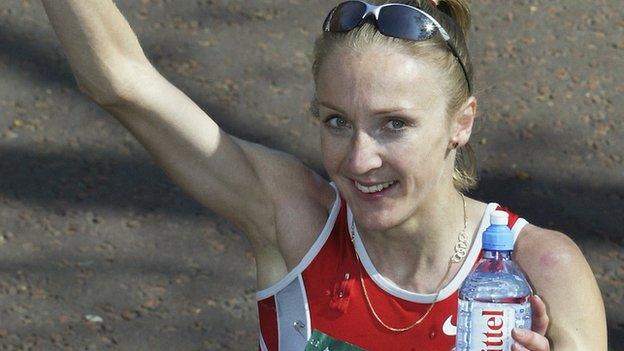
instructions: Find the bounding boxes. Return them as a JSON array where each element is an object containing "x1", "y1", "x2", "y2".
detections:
[{"x1": 315, "y1": 46, "x2": 447, "y2": 113}]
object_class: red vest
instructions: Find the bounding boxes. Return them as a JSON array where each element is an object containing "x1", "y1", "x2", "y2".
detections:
[{"x1": 257, "y1": 191, "x2": 526, "y2": 351}]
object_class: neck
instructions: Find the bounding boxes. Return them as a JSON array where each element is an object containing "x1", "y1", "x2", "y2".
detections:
[{"x1": 355, "y1": 183, "x2": 473, "y2": 293}]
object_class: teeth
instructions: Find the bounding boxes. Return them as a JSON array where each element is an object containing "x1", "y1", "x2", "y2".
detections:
[{"x1": 355, "y1": 180, "x2": 395, "y2": 194}]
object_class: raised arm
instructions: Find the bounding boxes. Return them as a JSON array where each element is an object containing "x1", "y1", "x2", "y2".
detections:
[{"x1": 40, "y1": 0, "x2": 331, "y2": 249}]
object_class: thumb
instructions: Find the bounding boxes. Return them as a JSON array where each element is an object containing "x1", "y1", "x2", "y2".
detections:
[{"x1": 530, "y1": 295, "x2": 549, "y2": 335}]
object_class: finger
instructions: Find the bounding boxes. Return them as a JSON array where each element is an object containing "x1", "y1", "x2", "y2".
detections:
[
  {"x1": 512, "y1": 328, "x2": 550, "y2": 351},
  {"x1": 530, "y1": 295, "x2": 549, "y2": 335},
  {"x1": 511, "y1": 342, "x2": 529, "y2": 351}
]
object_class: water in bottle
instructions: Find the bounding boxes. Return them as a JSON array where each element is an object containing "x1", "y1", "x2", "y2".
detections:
[{"x1": 455, "y1": 210, "x2": 532, "y2": 351}]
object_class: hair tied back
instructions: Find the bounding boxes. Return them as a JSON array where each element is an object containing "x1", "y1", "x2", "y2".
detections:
[{"x1": 435, "y1": 0, "x2": 471, "y2": 39}]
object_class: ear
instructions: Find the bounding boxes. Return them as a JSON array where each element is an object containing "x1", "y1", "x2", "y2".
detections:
[{"x1": 449, "y1": 96, "x2": 477, "y2": 148}]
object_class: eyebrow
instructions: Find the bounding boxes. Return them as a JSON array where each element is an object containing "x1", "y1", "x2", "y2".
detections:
[{"x1": 318, "y1": 101, "x2": 411, "y2": 116}]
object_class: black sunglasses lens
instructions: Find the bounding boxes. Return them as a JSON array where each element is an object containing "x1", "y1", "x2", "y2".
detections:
[
  {"x1": 326, "y1": 1, "x2": 367, "y2": 31},
  {"x1": 378, "y1": 6, "x2": 436, "y2": 41}
]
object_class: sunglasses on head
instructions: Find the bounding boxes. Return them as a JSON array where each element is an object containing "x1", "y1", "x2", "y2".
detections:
[{"x1": 323, "y1": 0, "x2": 472, "y2": 93}]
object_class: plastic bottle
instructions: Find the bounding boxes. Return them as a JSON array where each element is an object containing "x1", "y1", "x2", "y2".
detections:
[{"x1": 455, "y1": 210, "x2": 532, "y2": 351}]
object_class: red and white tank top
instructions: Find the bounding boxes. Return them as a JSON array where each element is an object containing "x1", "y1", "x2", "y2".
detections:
[{"x1": 256, "y1": 185, "x2": 528, "y2": 350}]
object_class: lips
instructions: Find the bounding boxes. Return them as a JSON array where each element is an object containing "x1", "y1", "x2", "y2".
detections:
[{"x1": 354, "y1": 180, "x2": 397, "y2": 194}]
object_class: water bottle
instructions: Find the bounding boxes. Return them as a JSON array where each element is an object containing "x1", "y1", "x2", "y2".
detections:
[{"x1": 455, "y1": 210, "x2": 532, "y2": 351}]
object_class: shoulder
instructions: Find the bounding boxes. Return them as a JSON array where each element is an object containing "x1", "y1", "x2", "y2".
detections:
[
  {"x1": 265, "y1": 158, "x2": 336, "y2": 267},
  {"x1": 267, "y1": 152, "x2": 335, "y2": 213},
  {"x1": 234, "y1": 137, "x2": 335, "y2": 212},
  {"x1": 232, "y1": 141, "x2": 337, "y2": 288},
  {"x1": 514, "y1": 224, "x2": 608, "y2": 349},
  {"x1": 514, "y1": 224, "x2": 582, "y2": 271},
  {"x1": 513, "y1": 224, "x2": 591, "y2": 298}
]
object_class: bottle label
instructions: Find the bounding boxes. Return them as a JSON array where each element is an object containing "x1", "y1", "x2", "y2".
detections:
[{"x1": 469, "y1": 302, "x2": 516, "y2": 351}]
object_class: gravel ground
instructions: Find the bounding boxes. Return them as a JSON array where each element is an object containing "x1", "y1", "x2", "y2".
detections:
[{"x1": 0, "y1": 0, "x2": 622, "y2": 349}]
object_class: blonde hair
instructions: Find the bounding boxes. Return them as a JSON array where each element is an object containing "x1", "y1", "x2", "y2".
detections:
[{"x1": 312, "y1": 0, "x2": 478, "y2": 191}]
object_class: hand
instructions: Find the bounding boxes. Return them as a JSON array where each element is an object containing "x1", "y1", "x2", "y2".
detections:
[{"x1": 511, "y1": 295, "x2": 550, "y2": 351}]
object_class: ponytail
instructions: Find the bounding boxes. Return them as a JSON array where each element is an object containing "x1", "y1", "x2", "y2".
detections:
[{"x1": 436, "y1": 0, "x2": 471, "y2": 39}]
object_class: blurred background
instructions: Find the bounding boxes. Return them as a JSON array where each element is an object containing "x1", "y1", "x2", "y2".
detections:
[{"x1": 0, "y1": 0, "x2": 622, "y2": 349}]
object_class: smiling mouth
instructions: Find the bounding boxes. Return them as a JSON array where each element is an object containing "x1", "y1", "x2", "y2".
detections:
[{"x1": 354, "y1": 180, "x2": 397, "y2": 194}]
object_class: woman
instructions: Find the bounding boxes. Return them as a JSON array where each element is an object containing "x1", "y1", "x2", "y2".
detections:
[{"x1": 41, "y1": 0, "x2": 606, "y2": 350}]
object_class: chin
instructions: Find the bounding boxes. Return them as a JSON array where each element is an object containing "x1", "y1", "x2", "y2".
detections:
[
  {"x1": 355, "y1": 217, "x2": 396, "y2": 232},
  {"x1": 349, "y1": 203, "x2": 401, "y2": 232}
]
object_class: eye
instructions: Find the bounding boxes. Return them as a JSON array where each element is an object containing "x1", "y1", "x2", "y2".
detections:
[
  {"x1": 325, "y1": 115, "x2": 351, "y2": 129},
  {"x1": 385, "y1": 119, "x2": 406, "y2": 131}
]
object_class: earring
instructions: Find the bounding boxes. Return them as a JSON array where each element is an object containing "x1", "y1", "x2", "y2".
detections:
[{"x1": 451, "y1": 142, "x2": 459, "y2": 149}]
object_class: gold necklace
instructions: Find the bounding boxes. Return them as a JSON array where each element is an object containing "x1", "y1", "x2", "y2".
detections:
[{"x1": 350, "y1": 193, "x2": 469, "y2": 333}]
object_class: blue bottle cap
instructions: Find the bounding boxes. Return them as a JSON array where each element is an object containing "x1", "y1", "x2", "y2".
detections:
[{"x1": 482, "y1": 211, "x2": 514, "y2": 251}]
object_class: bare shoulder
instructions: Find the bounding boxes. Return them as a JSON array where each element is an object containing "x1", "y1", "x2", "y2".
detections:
[
  {"x1": 234, "y1": 137, "x2": 336, "y2": 252},
  {"x1": 513, "y1": 225, "x2": 597, "y2": 295},
  {"x1": 233, "y1": 137, "x2": 335, "y2": 212},
  {"x1": 264, "y1": 152, "x2": 336, "y2": 266},
  {"x1": 233, "y1": 138, "x2": 337, "y2": 289},
  {"x1": 514, "y1": 224, "x2": 608, "y2": 350},
  {"x1": 513, "y1": 224, "x2": 582, "y2": 275}
]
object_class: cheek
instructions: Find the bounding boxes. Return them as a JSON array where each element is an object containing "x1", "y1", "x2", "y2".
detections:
[
  {"x1": 390, "y1": 133, "x2": 447, "y2": 176},
  {"x1": 390, "y1": 135, "x2": 431, "y2": 162},
  {"x1": 320, "y1": 132, "x2": 344, "y2": 174}
]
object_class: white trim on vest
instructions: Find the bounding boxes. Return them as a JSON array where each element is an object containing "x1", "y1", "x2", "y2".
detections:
[
  {"x1": 298, "y1": 273, "x2": 312, "y2": 339},
  {"x1": 348, "y1": 202, "x2": 507, "y2": 303},
  {"x1": 259, "y1": 335, "x2": 269, "y2": 351},
  {"x1": 512, "y1": 218, "x2": 529, "y2": 242},
  {"x1": 275, "y1": 276, "x2": 310, "y2": 350},
  {"x1": 256, "y1": 183, "x2": 341, "y2": 301}
]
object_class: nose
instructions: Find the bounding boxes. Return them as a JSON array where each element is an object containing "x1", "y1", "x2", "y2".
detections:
[{"x1": 346, "y1": 131, "x2": 382, "y2": 175}]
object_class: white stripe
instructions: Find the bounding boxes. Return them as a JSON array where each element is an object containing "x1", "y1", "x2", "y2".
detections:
[
  {"x1": 275, "y1": 293, "x2": 282, "y2": 351},
  {"x1": 275, "y1": 277, "x2": 309, "y2": 350},
  {"x1": 348, "y1": 202, "x2": 500, "y2": 303},
  {"x1": 511, "y1": 217, "x2": 529, "y2": 244},
  {"x1": 256, "y1": 183, "x2": 341, "y2": 301},
  {"x1": 259, "y1": 335, "x2": 269, "y2": 351},
  {"x1": 298, "y1": 274, "x2": 312, "y2": 339}
]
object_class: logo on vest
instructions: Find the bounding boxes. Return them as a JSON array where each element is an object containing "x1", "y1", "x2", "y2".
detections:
[{"x1": 443, "y1": 315, "x2": 457, "y2": 336}]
